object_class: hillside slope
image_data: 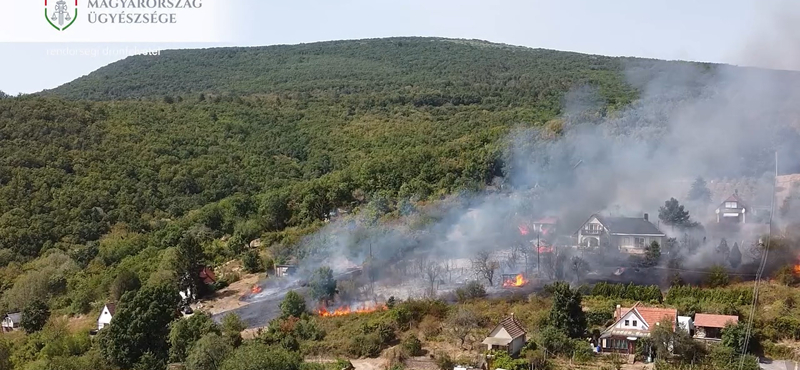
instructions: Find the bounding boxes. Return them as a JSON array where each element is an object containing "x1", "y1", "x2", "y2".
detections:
[{"x1": 44, "y1": 37, "x2": 639, "y2": 109}]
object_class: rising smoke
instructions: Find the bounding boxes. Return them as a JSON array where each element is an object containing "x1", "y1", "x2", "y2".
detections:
[{"x1": 292, "y1": 2, "x2": 800, "y2": 297}]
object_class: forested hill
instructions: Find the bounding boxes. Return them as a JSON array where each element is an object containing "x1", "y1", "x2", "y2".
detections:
[{"x1": 44, "y1": 37, "x2": 638, "y2": 110}]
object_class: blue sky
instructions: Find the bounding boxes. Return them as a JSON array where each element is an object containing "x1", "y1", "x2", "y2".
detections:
[{"x1": 0, "y1": 0, "x2": 788, "y2": 95}]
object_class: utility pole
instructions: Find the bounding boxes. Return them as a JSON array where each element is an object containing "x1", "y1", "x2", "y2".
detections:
[{"x1": 537, "y1": 229, "x2": 541, "y2": 273}]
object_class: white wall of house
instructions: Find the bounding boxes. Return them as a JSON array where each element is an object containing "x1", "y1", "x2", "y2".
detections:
[
  {"x1": 97, "y1": 306, "x2": 113, "y2": 330},
  {"x1": 616, "y1": 235, "x2": 664, "y2": 250},
  {"x1": 614, "y1": 310, "x2": 647, "y2": 330},
  {"x1": 485, "y1": 326, "x2": 526, "y2": 355},
  {"x1": 1, "y1": 317, "x2": 14, "y2": 329}
]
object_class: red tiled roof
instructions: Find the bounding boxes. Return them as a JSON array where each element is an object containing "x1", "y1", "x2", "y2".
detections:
[
  {"x1": 200, "y1": 267, "x2": 216, "y2": 284},
  {"x1": 616, "y1": 303, "x2": 677, "y2": 329},
  {"x1": 694, "y1": 314, "x2": 738, "y2": 328},
  {"x1": 497, "y1": 315, "x2": 526, "y2": 339}
]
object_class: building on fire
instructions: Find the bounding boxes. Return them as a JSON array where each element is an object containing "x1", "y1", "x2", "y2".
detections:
[{"x1": 575, "y1": 213, "x2": 665, "y2": 254}]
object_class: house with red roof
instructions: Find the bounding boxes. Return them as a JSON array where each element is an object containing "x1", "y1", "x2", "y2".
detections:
[
  {"x1": 599, "y1": 303, "x2": 678, "y2": 354},
  {"x1": 482, "y1": 313, "x2": 527, "y2": 357},
  {"x1": 693, "y1": 314, "x2": 738, "y2": 341}
]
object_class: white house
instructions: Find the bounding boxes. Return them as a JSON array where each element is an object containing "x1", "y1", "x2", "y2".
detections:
[
  {"x1": 715, "y1": 191, "x2": 748, "y2": 224},
  {"x1": 599, "y1": 303, "x2": 677, "y2": 354},
  {"x1": 1, "y1": 313, "x2": 20, "y2": 332},
  {"x1": 481, "y1": 314, "x2": 527, "y2": 357},
  {"x1": 575, "y1": 213, "x2": 665, "y2": 254},
  {"x1": 97, "y1": 303, "x2": 116, "y2": 330}
]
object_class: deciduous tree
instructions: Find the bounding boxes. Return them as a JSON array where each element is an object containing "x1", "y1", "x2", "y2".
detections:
[
  {"x1": 545, "y1": 281, "x2": 586, "y2": 338},
  {"x1": 99, "y1": 283, "x2": 181, "y2": 369},
  {"x1": 20, "y1": 299, "x2": 49, "y2": 334},
  {"x1": 280, "y1": 290, "x2": 307, "y2": 319}
]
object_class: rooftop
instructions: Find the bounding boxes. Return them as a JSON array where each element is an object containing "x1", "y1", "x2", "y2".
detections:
[
  {"x1": 694, "y1": 313, "x2": 738, "y2": 328},
  {"x1": 595, "y1": 215, "x2": 665, "y2": 236}
]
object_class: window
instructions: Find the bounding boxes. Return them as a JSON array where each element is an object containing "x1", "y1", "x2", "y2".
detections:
[
  {"x1": 585, "y1": 223, "x2": 601, "y2": 233},
  {"x1": 725, "y1": 201, "x2": 738, "y2": 209},
  {"x1": 635, "y1": 237, "x2": 646, "y2": 248},
  {"x1": 624, "y1": 320, "x2": 630, "y2": 326},
  {"x1": 632, "y1": 320, "x2": 638, "y2": 327}
]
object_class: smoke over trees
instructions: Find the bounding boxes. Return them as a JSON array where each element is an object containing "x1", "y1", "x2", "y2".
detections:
[{"x1": 687, "y1": 177, "x2": 713, "y2": 206}]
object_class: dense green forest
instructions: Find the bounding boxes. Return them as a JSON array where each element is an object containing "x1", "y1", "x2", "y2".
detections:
[{"x1": 1, "y1": 37, "x2": 799, "y2": 370}]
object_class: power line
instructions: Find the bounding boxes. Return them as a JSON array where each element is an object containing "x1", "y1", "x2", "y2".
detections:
[{"x1": 739, "y1": 151, "x2": 777, "y2": 370}]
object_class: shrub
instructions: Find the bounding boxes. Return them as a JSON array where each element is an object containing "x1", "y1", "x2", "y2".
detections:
[
  {"x1": 586, "y1": 308, "x2": 613, "y2": 328},
  {"x1": 347, "y1": 333, "x2": 383, "y2": 358},
  {"x1": 418, "y1": 315, "x2": 441, "y2": 340},
  {"x1": 590, "y1": 282, "x2": 662, "y2": 303},
  {"x1": 571, "y1": 339, "x2": 594, "y2": 363},
  {"x1": 241, "y1": 250, "x2": 263, "y2": 274},
  {"x1": 455, "y1": 281, "x2": 486, "y2": 302},
  {"x1": 434, "y1": 353, "x2": 454, "y2": 370},
  {"x1": 401, "y1": 336, "x2": 423, "y2": 356},
  {"x1": 665, "y1": 285, "x2": 752, "y2": 306}
]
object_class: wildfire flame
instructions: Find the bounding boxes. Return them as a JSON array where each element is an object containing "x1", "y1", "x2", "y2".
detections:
[
  {"x1": 518, "y1": 225, "x2": 529, "y2": 235},
  {"x1": 317, "y1": 302, "x2": 388, "y2": 317},
  {"x1": 251, "y1": 285, "x2": 262, "y2": 294},
  {"x1": 794, "y1": 264, "x2": 800, "y2": 275},
  {"x1": 503, "y1": 274, "x2": 528, "y2": 287}
]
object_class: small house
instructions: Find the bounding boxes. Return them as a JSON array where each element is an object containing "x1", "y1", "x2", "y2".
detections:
[
  {"x1": 575, "y1": 214, "x2": 665, "y2": 254},
  {"x1": 1, "y1": 313, "x2": 20, "y2": 332},
  {"x1": 481, "y1": 314, "x2": 527, "y2": 357},
  {"x1": 693, "y1": 314, "x2": 738, "y2": 341},
  {"x1": 97, "y1": 303, "x2": 116, "y2": 330},
  {"x1": 600, "y1": 303, "x2": 677, "y2": 354},
  {"x1": 715, "y1": 191, "x2": 748, "y2": 224},
  {"x1": 274, "y1": 264, "x2": 297, "y2": 277}
]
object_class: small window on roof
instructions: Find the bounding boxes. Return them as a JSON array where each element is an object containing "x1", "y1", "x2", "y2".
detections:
[
  {"x1": 633, "y1": 320, "x2": 638, "y2": 327},
  {"x1": 624, "y1": 320, "x2": 630, "y2": 326}
]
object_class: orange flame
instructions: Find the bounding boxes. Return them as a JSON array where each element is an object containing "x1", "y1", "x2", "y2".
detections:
[
  {"x1": 317, "y1": 302, "x2": 388, "y2": 317},
  {"x1": 503, "y1": 274, "x2": 528, "y2": 287},
  {"x1": 251, "y1": 285, "x2": 262, "y2": 294},
  {"x1": 794, "y1": 265, "x2": 800, "y2": 275}
]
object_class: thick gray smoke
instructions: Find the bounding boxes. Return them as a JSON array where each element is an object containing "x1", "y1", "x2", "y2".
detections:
[{"x1": 289, "y1": 4, "x2": 800, "y2": 295}]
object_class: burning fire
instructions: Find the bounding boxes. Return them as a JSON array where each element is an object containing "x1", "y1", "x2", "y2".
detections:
[
  {"x1": 317, "y1": 302, "x2": 388, "y2": 317},
  {"x1": 518, "y1": 225, "x2": 529, "y2": 235},
  {"x1": 251, "y1": 285, "x2": 262, "y2": 294},
  {"x1": 794, "y1": 264, "x2": 800, "y2": 275},
  {"x1": 503, "y1": 274, "x2": 528, "y2": 287}
]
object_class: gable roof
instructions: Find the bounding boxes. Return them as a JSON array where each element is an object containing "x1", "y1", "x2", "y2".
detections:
[
  {"x1": 719, "y1": 193, "x2": 747, "y2": 210},
  {"x1": 614, "y1": 303, "x2": 677, "y2": 329},
  {"x1": 104, "y1": 303, "x2": 117, "y2": 316},
  {"x1": 580, "y1": 214, "x2": 665, "y2": 236},
  {"x1": 694, "y1": 313, "x2": 738, "y2": 328},
  {"x1": 4, "y1": 313, "x2": 21, "y2": 323},
  {"x1": 493, "y1": 315, "x2": 526, "y2": 339}
]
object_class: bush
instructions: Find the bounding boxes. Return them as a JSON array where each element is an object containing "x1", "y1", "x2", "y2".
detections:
[
  {"x1": 586, "y1": 308, "x2": 613, "y2": 328},
  {"x1": 418, "y1": 315, "x2": 441, "y2": 340},
  {"x1": 401, "y1": 336, "x2": 423, "y2": 356},
  {"x1": 434, "y1": 353, "x2": 454, "y2": 370},
  {"x1": 241, "y1": 250, "x2": 263, "y2": 274},
  {"x1": 590, "y1": 282, "x2": 663, "y2": 303},
  {"x1": 665, "y1": 285, "x2": 752, "y2": 306},
  {"x1": 455, "y1": 281, "x2": 486, "y2": 302},
  {"x1": 347, "y1": 333, "x2": 383, "y2": 358},
  {"x1": 571, "y1": 339, "x2": 594, "y2": 363},
  {"x1": 705, "y1": 265, "x2": 730, "y2": 288}
]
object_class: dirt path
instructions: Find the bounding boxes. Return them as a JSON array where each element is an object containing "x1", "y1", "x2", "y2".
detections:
[{"x1": 192, "y1": 273, "x2": 260, "y2": 315}]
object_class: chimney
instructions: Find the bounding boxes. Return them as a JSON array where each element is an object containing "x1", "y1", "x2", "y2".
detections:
[
  {"x1": 616, "y1": 304, "x2": 621, "y2": 319},
  {"x1": 644, "y1": 213, "x2": 649, "y2": 221}
]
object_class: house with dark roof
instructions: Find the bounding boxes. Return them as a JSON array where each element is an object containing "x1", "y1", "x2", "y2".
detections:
[
  {"x1": 715, "y1": 191, "x2": 749, "y2": 224},
  {"x1": 97, "y1": 303, "x2": 116, "y2": 330},
  {"x1": 599, "y1": 303, "x2": 678, "y2": 354},
  {"x1": 693, "y1": 314, "x2": 738, "y2": 341},
  {"x1": 481, "y1": 313, "x2": 527, "y2": 357},
  {"x1": 575, "y1": 213, "x2": 666, "y2": 254},
  {"x1": 2, "y1": 313, "x2": 21, "y2": 332}
]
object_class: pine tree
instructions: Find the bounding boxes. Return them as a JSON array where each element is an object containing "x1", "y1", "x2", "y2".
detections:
[
  {"x1": 717, "y1": 238, "x2": 730, "y2": 257},
  {"x1": 729, "y1": 242, "x2": 742, "y2": 269},
  {"x1": 658, "y1": 198, "x2": 698, "y2": 230},
  {"x1": 687, "y1": 177, "x2": 712, "y2": 205}
]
